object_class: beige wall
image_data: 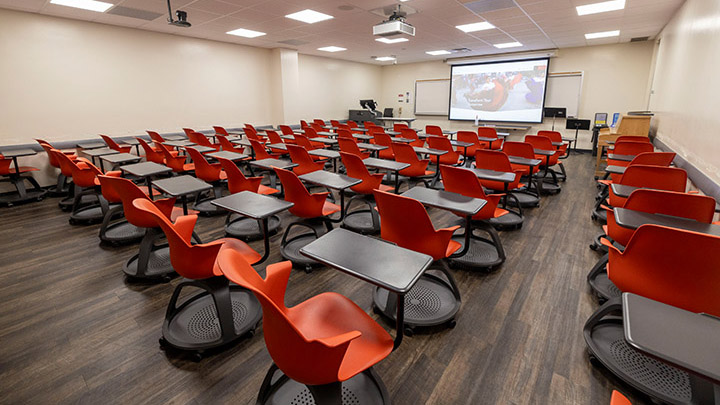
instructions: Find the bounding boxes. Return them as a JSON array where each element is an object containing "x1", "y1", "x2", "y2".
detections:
[
  {"x1": 649, "y1": 0, "x2": 720, "y2": 184},
  {"x1": 297, "y1": 54, "x2": 382, "y2": 122},
  {"x1": 379, "y1": 41, "x2": 655, "y2": 148},
  {"x1": 0, "y1": 8, "x2": 274, "y2": 145}
]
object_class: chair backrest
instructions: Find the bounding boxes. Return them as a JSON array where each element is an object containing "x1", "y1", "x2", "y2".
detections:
[
  {"x1": 426, "y1": 135, "x2": 453, "y2": 152},
  {"x1": 330, "y1": 120, "x2": 340, "y2": 128},
  {"x1": 300, "y1": 120, "x2": 309, "y2": 128},
  {"x1": 625, "y1": 189, "x2": 716, "y2": 223},
  {"x1": 608, "y1": 225, "x2": 720, "y2": 317},
  {"x1": 502, "y1": 141, "x2": 535, "y2": 159},
  {"x1": 337, "y1": 124, "x2": 352, "y2": 133},
  {"x1": 613, "y1": 141, "x2": 654, "y2": 156},
  {"x1": 213, "y1": 126, "x2": 229, "y2": 136},
  {"x1": 136, "y1": 137, "x2": 165, "y2": 164},
  {"x1": 338, "y1": 138, "x2": 365, "y2": 156},
  {"x1": 392, "y1": 142, "x2": 428, "y2": 176},
  {"x1": 425, "y1": 125, "x2": 443, "y2": 136},
  {"x1": 292, "y1": 134, "x2": 316, "y2": 150},
  {"x1": 303, "y1": 127, "x2": 318, "y2": 138},
  {"x1": 217, "y1": 134, "x2": 240, "y2": 153},
  {"x1": 188, "y1": 132, "x2": 213, "y2": 148},
  {"x1": 399, "y1": 128, "x2": 420, "y2": 141},
  {"x1": 440, "y1": 165, "x2": 487, "y2": 199},
  {"x1": 474, "y1": 149, "x2": 514, "y2": 173},
  {"x1": 537, "y1": 130, "x2": 561, "y2": 142},
  {"x1": 133, "y1": 198, "x2": 224, "y2": 279},
  {"x1": 182, "y1": 128, "x2": 195, "y2": 136},
  {"x1": 217, "y1": 157, "x2": 261, "y2": 194},
  {"x1": 98, "y1": 175, "x2": 175, "y2": 228},
  {"x1": 244, "y1": 125, "x2": 258, "y2": 137},
  {"x1": 157, "y1": 143, "x2": 186, "y2": 172},
  {"x1": 619, "y1": 165, "x2": 687, "y2": 191},
  {"x1": 524, "y1": 134, "x2": 553, "y2": 150},
  {"x1": 340, "y1": 152, "x2": 382, "y2": 194},
  {"x1": 266, "y1": 130, "x2": 284, "y2": 145},
  {"x1": 457, "y1": 131, "x2": 480, "y2": 146},
  {"x1": 373, "y1": 189, "x2": 447, "y2": 259},
  {"x1": 217, "y1": 251, "x2": 356, "y2": 385},
  {"x1": 287, "y1": 144, "x2": 322, "y2": 175},
  {"x1": 100, "y1": 134, "x2": 122, "y2": 151},
  {"x1": 393, "y1": 123, "x2": 409, "y2": 131},
  {"x1": 186, "y1": 147, "x2": 221, "y2": 182},
  {"x1": 147, "y1": 131, "x2": 165, "y2": 143},
  {"x1": 249, "y1": 139, "x2": 274, "y2": 160},
  {"x1": 336, "y1": 129, "x2": 355, "y2": 141},
  {"x1": 279, "y1": 125, "x2": 294, "y2": 136},
  {"x1": 478, "y1": 127, "x2": 499, "y2": 140},
  {"x1": 71, "y1": 160, "x2": 103, "y2": 188},
  {"x1": 367, "y1": 126, "x2": 385, "y2": 136},
  {"x1": 313, "y1": 119, "x2": 325, "y2": 126},
  {"x1": 629, "y1": 152, "x2": 675, "y2": 167},
  {"x1": 53, "y1": 148, "x2": 77, "y2": 177},
  {"x1": 347, "y1": 120, "x2": 358, "y2": 128},
  {"x1": 274, "y1": 167, "x2": 327, "y2": 218},
  {"x1": 309, "y1": 123, "x2": 324, "y2": 133},
  {"x1": 37, "y1": 141, "x2": 61, "y2": 168}
]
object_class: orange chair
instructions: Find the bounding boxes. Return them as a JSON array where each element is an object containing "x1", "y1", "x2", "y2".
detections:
[
  {"x1": 188, "y1": 131, "x2": 221, "y2": 151},
  {"x1": 51, "y1": 148, "x2": 85, "y2": 211},
  {"x1": 133, "y1": 198, "x2": 261, "y2": 358},
  {"x1": 147, "y1": 130, "x2": 166, "y2": 144},
  {"x1": 456, "y1": 131, "x2": 487, "y2": 161},
  {"x1": 96, "y1": 170, "x2": 146, "y2": 245},
  {"x1": 537, "y1": 130, "x2": 568, "y2": 179},
  {"x1": 182, "y1": 128, "x2": 195, "y2": 137},
  {"x1": 264, "y1": 131, "x2": 290, "y2": 155},
  {"x1": 339, "y1": 152, "x2": 391, "y2": 234},
  {"x1": 186, "y1": 147, "x2": 226, "y2": 215},
  {"x1": 584, "y1": 225, "x2": 720, "y2": 404},
  {"x1": 608, "y1": 141, "x2": 654, "y2": 167},
  {"x1": 100, "y1": 134, "x2": 132, "y2": 154},
  {"x1": 274, "y1": 167, "x2": 340, "y2": 272},
  {"x1": 216, "y1": 134, "x2": 246, "y2": 154},
  {"x1": 287, "y1": 144, "x2": 325, "y2": 175},
  {"x1": 313, "y1": 119, "x2": 326, "y2": 127},
  {"x1": 607, "y1": 165, "x2": 687, "y2": 208},
  {"x1": 278, "y1": 125, "x2": 296, "y2": 136},
  {"x1": 60, "y1": 155, "x2": 108, "y2": 225},
  {"x1": 36, "y1": 140, "x2": 72, "y2": 196},
  {"x1": 372, "y1": 189, "x2": 461, "y2": 332},
  {"x1": 371, "y1": 132, "x2": 395, "y2": 160},
  {"x1": 295, "y1": 130, "x2": 325, "y2": 149},
  {"x1": 588, "y1": 189, "x2": 716, "y2": 300},
  {"x1": 309, "y1": 123, "x2": 324, "y2": 133},
  {"x1": 604, "y1": 152, "x2": 676, "y2": 184},
  {"x1": 213, "y1": 126, "x2": 242, "y2": 138},
  {"x1": 472, "y1": 149, "x2": 525, "y2": 229},
  {"x1": 427, "y1": 136, "x2": 463, "y2": 166},
  {"x1": 524, "y1": 135, "x2": 562, "y2": 193},
  {"x1": 338, "y1": 137, "x2": 370, "y2": 159},
  {"x1": 249, "y1": 139, "x2": 282, "y2": 161},
  {"x1": 136, "y1": 137, "x2": 167, "y2": 165},
  {"x1": 98, "y1": 175, "x2": 188, "y2": 280},
  {"x1": 217, "y1": 250, "x2": 393, "y2": 404},
  {"x1": 330, "y1": 119, "x2": 341, "y2": 127},
  {"x1": 393, "y1": 123, "x2": 409, "y2": 132},
  {"x1": 440, "y1": 165, "x2": 506, "y2": 268},
  {"x1": 398, "y1": 128, "x2": 424, "y2": 147},
  {"x1": 392, "y1": 142, "x2": 434, "y2": 188},
  {"x1": 425, "y1": 125, "x2": 443, "y2": 137},
  {"x1": 478, "y1": 127, "x2": 503, "y2": 150},
  {"x1": 158, "y1": 143, "x2": 195, "y2": 174},
  {"x1": 611, "y1": 391, "x2": 631, "y2": 405},
  {"x1": 502, "y1": 141, "x2": 541, "y2": 207},
  {"x1": 245, "y1": 126, "x2": 266, "y2": 143}
]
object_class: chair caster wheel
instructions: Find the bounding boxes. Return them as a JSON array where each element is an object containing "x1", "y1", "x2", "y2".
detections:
[
  {"x1": 372, "y1": 305, "x2": 382, "y2": 316},
  {"x1": 191, "y1": 351, "x2": 204, "y2": 362},
  {"x1": 447, "y1": 320, "x2": 457, "y2": 329},
  {"x1": 246, "y1": 329, "x2": 256, "y2": 338},
  {"x1": 587, "y1": 352, "x2": 601, "y2": 367},
  {"x1": 159, "y1": 338, "x2": 168, "y2": 350},
  {"x1": 589, "y1": 243, "x2": 598, "y2": 251},
  {"x1": 403, "y1": 327, "x2": 414, "y2": 337},
  {"x1": 303, "y1": 265, "x2": 313, "y2": 274}
]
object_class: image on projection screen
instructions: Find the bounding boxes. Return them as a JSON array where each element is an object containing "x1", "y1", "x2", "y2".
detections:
[{"x1": 449, "y1": 58, "x2": 549, "y2": 123}]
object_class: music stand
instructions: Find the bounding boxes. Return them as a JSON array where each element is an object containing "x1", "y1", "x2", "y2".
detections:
[
  {"x1": 544, "y1": 107, "x2": 567, "y2": 130},
  {"x1": 566, "y1": 118, "x2": 591, "y2": 151}
]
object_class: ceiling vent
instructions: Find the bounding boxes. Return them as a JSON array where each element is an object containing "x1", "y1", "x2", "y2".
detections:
[
  {"x1": 462, "y1": 0, "x2": 517, "y2": 14},
  {"x1": 630, "y1": 36, "x2": 650, "y2": 42},
  {"x1": 108, "y1": 6, "x2": 163, "y2": 21},
  {"x1": 277, "y1": 39, "x2": 310, "y2": 46},
  {"x1": 450, "y1": 48, "x2": 472, "y2": 53}
]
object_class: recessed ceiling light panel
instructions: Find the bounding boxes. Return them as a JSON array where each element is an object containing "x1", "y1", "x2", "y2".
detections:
[
  {"x1": 494, "y1": 42, "x2": 522, "y2": 48},
  {"x1": 50, "y1": 0, "x2": 113, "y2": 12},
  {"x1": 585, "y1": 30, "x2": 620, "y2": 39},
  {"x1": 375, "y1": 37, "x2": 409, "y2": 44},
  {"x1": 455, "y1": 21, "x2": 495, "y2": 33},
  {"x1": 285, "y1": 9, "x2": 334, "y2": 24},
  {"x1": 318, "y1": 46, "x2": 347, "y2": 52},
  {"x1": 425, "y1": 50, "x2": 451, "y2": 55},
  {"x1": 227, "y1": 28, "x2": 266, "y2": 38},
  {"x1": 576, "y1": 0, "x2": 625, "y2": 16},
  {"x1": 375, "y1": 56, "x2": 396, "y2": 61}
]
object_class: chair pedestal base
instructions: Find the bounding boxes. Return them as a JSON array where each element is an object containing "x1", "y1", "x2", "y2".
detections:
[
  {"x1": 192, "y1": 198, "x2": 226, "y2": 216},
  {"x1": 373, "y1": 267, "x2": 460, "y2": 332},
  {"x1": 487, "y1": 211, "x2": 523, "y2": 230},
  {"x1": 123, "y1": 228, "x2": 175, "y2": 280},
  {"x1": 161, "y1": 276, "x2": 262, "y2": 356},
  {"x1": 341, "y1": 196, "x2": 380, "y2": 235},
  {"x1": 225, "y1": 214, "x2": 281, "y2": 241},
  {"x1": 449, "y1": 235, "x2": 504, "y2": 270},
  {"x1": 99, "y1": 204, "x2": 145, "y2": 245},
  {"x1": 257, "y1": 364, "x2": 389, "y2": 405},
  {"x1": 584, "y1": 299, "x2": 712, "y2": 405},
  {"x1": 591, "y1": 208, "x2": 608, "y2": 224},
  {"x1": 280, "y1": 219, "x2": 332, "y2": 272},
  {"x1": 0, "y1": 174, "x2": 46, "y2": 207},
  {"x1": 507, "y1": 191, "x2": 539, "y2": 208},
  {"x1": 69, "y1": 205, "x2": 105, "y2": 225}
]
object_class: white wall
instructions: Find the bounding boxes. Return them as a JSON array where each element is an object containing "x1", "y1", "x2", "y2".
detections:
[
  {"x1": 297, "y1": 54, "x2": 382, "y2": 122},
  {"x1": 0, "y1": 8, "x2": 274, "y2": 145},
  {"x1": 379, "y1": 41, "x2": 655, "y2": 148},
  {"x1": 648, "y1": 0, "x2": 720, "y2": 184}
]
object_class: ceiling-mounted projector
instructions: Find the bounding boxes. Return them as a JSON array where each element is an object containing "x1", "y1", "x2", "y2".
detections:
[
  {"x1": 167, "y1": 0, "x2": 191, "y2": 28},
  {"x1": 373, "y1": 8, "x2": 414, "y2": 37}
]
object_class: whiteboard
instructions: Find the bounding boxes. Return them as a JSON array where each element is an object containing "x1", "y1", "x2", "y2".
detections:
[
  {"x1": 415, "y1": 79, "x2": 450, "y2": 116},
  {"x1": 545, "y1": 72, "x2": 583, "y2": 118}
]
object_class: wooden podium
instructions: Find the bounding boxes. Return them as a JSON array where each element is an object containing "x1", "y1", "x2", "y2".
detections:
[{"x1": 594, "y1": 115, "x2": 652, "y2": 177}]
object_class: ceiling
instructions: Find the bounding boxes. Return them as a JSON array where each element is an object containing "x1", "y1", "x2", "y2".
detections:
[{"x1": 0, "y1": 0, "x2": 684, "y2": 64}]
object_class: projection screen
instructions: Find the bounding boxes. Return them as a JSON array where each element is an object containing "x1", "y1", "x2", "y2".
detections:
[{"x1": 449, "y1": 58, "x2": 550, "y2": 123}]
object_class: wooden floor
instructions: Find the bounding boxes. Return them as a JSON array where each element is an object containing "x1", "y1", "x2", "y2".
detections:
[{"x1": 0, "y1": 153, "x2": 650, "y2": 405}]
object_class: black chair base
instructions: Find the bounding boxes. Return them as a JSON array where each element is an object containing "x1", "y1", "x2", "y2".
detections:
[
  {"x1": 586, "y1": 253, "x2": 621, "y2": 302},
  {"x1": 488, "y1": 211, "x2": 523, "y2": 230},
  {"x1": 584, "y1": 298, "x2": 706, "y2": 405},
  {"x1": 225, "y1": 214, "x2": 281, "y2": 241},
  {"x1": 506, "y1": 191, "x2": 539, "y2": 208},
  {"x1": 373, "y1": 265, "x2": 460, "y2": 334},
  {"x1": 46, "y1": 174, "x2": 69, "y2": 197},
  {"x1": 280, "y1": 219, "x2": 332, "y2": 272},
  {"x1": 69, "y1": 205, "x2": 105, "y2": 225},
  {"x1": 0, "y1": 189, "x2": 46, "y2": 207},
  {"x1": 99, "y1": 204, "x2": 145, "y2": 245},
  {"x1": 592, "y1": 208, "x2": 608, "y2": 224},
  {"x1": 161, "y1": 276, "x2": 262, "y2": 359},
  {"x1": 450, "y1": 235, "x2": 504, "y2": 270},
  {"x1": 341, "y1": 195, "x2": 381, "y2": 235},
  {"x1": 257, "y1": 364, "x2": 389, "y2": 405},
  {"x1": 192, "y1": 198, "x2": 226, "y2": 216},
  {"x1": 589, "y1": 233, "x2": 610, "y2": 253},
  {"x1": 123, "y1": 228, "x2": 175, "y2": 280}
]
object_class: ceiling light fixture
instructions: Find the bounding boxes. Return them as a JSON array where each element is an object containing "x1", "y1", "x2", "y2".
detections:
[
  {"x1": 425, "y1": 50, "x2": 451, "y2": 55},
  {"x1": 375, "y1": 56, "x2": 396, "y2": 62},
  {"x1": 376, "y1": 37, "x2": 409, "y2": 44},
  {"x1": 227, "y1": 28, "x2": 266, "y2": 38},
  {"x1": 455, "y1": 21, "x2": 495, "y2": 33},
  {"x1": 285, "y1": 9, "x2": 334, "y2": 24},
  {"x1": 585, "y1": 30, "x2": 620, "y2": 39},
  {"x1": 576, "y1": 0, "x2": 625, "y2": 16},
  {"x1": 49, "y1": 0, "x2": 113, "y2": 12},
  {"x1": 318, "y1": 46, "x2": 347, "y2": 52},
  {"x1": 494, "y1": 42, "x2": 522, "y2": 48}
]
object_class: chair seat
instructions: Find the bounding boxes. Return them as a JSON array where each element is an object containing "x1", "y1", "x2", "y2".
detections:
[
  {"x1": 169, "y1": 206, "x2": 198, "y2": 221},
  {"x1": 258, "y1": 184, "x2": 279, "y2": 195},
  {"x1": 288, "y1": 291, "x2": 393, "y2": 381},
  {"x1": 446, "y1": 239, "x2": 462, "y2": 257},
  {"x1": 322, "y1": 200, "x2": 341, "y2": 216}
]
